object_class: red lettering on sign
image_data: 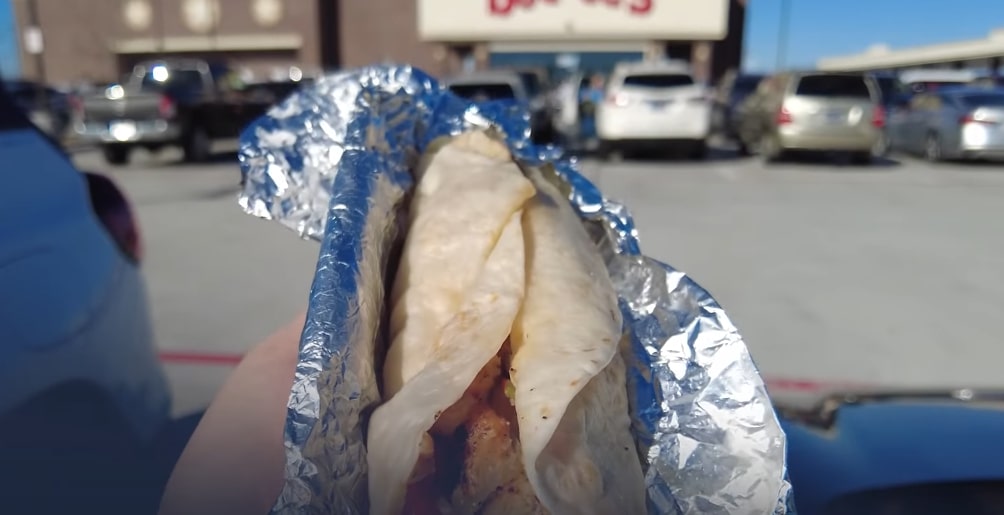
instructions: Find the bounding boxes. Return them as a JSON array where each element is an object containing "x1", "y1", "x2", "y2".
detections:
[
  {"x1": 628, "y1": 0, "x2": 652, "y2": 14},
  {"x1": 580, "y1": 0, "x2": 653, "y2": 15},
  {"x1": 489, "y1": 0, "x2": 651, "y2": 17},
  {"x1": 489, "y1": 0, "x2": 555, "y2": 16}
]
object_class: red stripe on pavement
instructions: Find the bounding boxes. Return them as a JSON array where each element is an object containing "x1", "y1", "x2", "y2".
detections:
[
  {"x1": 158, "y1": 351, "x2": 245, "y2": 366},
  {"x1": 764, "y1": 378, "x2": 870, "y2": 392},
  {"x1": 155, "y1": 352, "x2": 871, "y2": 393}
]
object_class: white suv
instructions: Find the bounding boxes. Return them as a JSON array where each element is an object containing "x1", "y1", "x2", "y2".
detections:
[{"x1": 597, "y1": 61, "x2": 711, "y2": 159}]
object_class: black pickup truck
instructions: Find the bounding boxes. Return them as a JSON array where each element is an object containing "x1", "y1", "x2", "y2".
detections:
[{"x1": 74, "y1": 59, "x2": 304, "y2": 165}]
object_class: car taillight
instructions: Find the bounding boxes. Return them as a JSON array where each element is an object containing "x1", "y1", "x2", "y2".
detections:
[
  {"x1": 776, "y1": 106, "x2": 793, "y2": 125},
  {"x1": 69, "y1": 94, "x2": 84, "y2": 120},
  {"x1": 959, "y1": 112, "x2": 997, "y2": 125},
  {"x1": 158, "y1": 94, "x2": 176, "y2": 119},
  {"x1": 83, "y1": 172, "x2": 142, "y2": 263},
  {"x1": 872, "y1": 105, "x2": 886, "y2": 128},
  {"x1": 606, "y1": 93, "x2": 630, "y2": 107}
]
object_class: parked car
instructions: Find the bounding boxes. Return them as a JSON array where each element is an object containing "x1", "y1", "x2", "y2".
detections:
[
  {"x1": 735, "y1": 71, "x2": 884, "y2": 164},
  {"x1": 887, "y1": 86, "x2": 1004, "y2": 162},
  {"x1": 866, "y1": 72, "x2": 906, "y2": 156},
  {"x1": 0, "y1": 85, "x2": 178, "y2": 513},
  {"x1": 969, "y1": 76, "x2": 1004, "y2": 88},
  {"x1": 711, "y1": 70, "x2": 766, "y2": 149},
  {"x1": 444, "y1": 70, "x2": 555, "y2": 144},
  {"x1": 74, "y1": 58, "x2": 281, "y2": 165},
  {"x1": 2, "y1": 79, "x2": 73, "y2": 140},
  {"x1": 596, "y1": 60, "x2": 711, "y2": 160},
  {"x1": 549, "y1": 71, "x2": 592, "y2": 147},
  {"x1": 778, "y1": 387, "x2": 1004, "y2": 515},
  {"x1": 507, "y1": 67, "x2": 557, "y2": 143}
]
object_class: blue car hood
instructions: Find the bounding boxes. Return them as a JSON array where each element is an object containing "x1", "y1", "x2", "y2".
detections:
[{"x1": 782, "y1": 401, "x2": 1004, "y2": 514}]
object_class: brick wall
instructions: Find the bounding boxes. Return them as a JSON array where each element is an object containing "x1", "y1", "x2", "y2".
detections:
[
  {"x1": 12, "y1": 0, "x2": 322, "y2": 85},
  {"x1": 337, "y1": 0, "x2": 447, "y2": 77}
]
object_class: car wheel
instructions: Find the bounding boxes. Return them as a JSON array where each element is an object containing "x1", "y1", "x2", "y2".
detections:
[
  {"x1": 760, "y1": 134, "x2": 786, "y2": 163},
  {"x1": 599, "y1": 141, "x2": 623, "y2": 162},
  {"x1": 689, "y1": 139, "x2": 709, "y2": 160},
  {"x1": 874, "y1": 131, "x2": 890, "y2": 158},
  {"x1": 850, "y1": 151, "x2": 873, "y2": 166},
  {"x1": 183, "y1": 126, "x2": 212, "y2": 163},
  {"x1": 924, "y1": 133, "x2": 943, "y2": 162},
  {"x1": 102, "y1": 145, "x2": 131, "y2": 166},
  {"x1": 736, "y1": 138, "x2": 752, "y2": 157}
]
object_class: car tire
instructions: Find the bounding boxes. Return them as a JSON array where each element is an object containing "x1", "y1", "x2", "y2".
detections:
[
  {"x1": 924, "y1": 133, "x2": 943, "y2": 162},
  {"x1": 182, "y1": 126, "x2": 212, "y2": 163},
  {"x1": 850, "y1": 151, "x2": 873, "y2": 166},
  {"x1": 689, "y1": 139, "x2": 709, "y2": 161},
  {"x1": 874, "y1": 131, "x2": 891, "y2": 158},
  {"x1": 760, "y1": 134, "x2": 786, "y2": 163},
  {"x1": 736, "y1": 138, "x2": 752, "y2": 157},
  {"x1": 599, "y1": 141, "x2": 623, "y2": 162},
  {"x1": 102, "y1": 145, "x2": 131, "y2": 166}
]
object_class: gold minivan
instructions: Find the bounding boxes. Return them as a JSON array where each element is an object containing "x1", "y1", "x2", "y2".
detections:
[{"x1": 735, "y1": 72, "x2": 885, "y2": 164}]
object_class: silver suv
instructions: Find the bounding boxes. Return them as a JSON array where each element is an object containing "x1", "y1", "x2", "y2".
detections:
[{"x1": 735, "y1": 72, "x2": 884, "y2": 164}]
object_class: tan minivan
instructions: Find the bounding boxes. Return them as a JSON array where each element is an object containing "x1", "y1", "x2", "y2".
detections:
[{"x1": 735, "y1": 72, "x2": 885, "y2": 164}]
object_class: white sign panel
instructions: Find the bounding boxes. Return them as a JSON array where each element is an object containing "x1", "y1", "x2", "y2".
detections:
[
  {"x1": 23, "y1": 27, "x2": 44, "y2": 55},
  {"x1": 418, "y1": 0, "x2": 729, "y2": 42}
]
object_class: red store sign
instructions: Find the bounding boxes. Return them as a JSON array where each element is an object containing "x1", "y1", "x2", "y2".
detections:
[
  {"x1": 417, "y1": 0, "x2": 728, "y2": 42},
  {"x1": 489, "y1": 0, "x2": 654, "y2": 16}
]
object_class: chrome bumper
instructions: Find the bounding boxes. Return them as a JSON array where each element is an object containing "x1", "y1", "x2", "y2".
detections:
[{"x1": 74, "y1": 119, "x2": 182, "y2": 145}]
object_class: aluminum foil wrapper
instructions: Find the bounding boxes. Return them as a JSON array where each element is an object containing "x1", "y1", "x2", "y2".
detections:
[{"x1": 238, "y1": 65, "x2": 795, "y2": 515}]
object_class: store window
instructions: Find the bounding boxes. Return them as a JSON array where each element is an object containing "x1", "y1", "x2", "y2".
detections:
[{"x1": 488, "y1": 51, "x2": 645, "y2": 82}]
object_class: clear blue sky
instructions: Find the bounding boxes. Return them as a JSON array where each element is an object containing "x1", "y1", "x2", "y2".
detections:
[
  {"x1": 0, "y1": 0, "x2": 1001, "y2": 78},
  {"x1": 0, "y1": 0, "x2": 18, "y2": 78},
  {"x1": 744, "y1": 0, "x2": 1004, "y2": 72}
]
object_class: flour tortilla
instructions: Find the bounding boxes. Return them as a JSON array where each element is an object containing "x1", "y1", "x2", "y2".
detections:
[
  {"x1": 381, "y1": 131, "x2": 535, "y2": 398},
  {"x1": 510, "y1": 168, "x2": 647, "y2": 514},
  {"x1": 368, "y1": 132, "x2": 532, "y2": 515},
  {"x1": 367, "y1": 132, "x2": 646, "y2": 515}
]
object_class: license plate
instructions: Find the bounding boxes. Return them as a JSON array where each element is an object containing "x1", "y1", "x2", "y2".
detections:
[
  {"x1": 823, "y1": 110, "x2": 846, "y2": 124},
  {"x1": 647, "y1": 100, "x2": 669, "y2": 110},
  {"x1": 109, "y1": 121, "x2": 137, "y2": 141}
]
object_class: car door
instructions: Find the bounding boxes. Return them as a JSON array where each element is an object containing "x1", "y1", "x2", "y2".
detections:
[
  {"x1": 211, "y1": 70, "x2": 252, "y2": 138},
  {"x1": 933, "y1": 94, "x2": 964, "y2": 153},
  {"x1": 903, "y1": 94, "x2": 933, "y2": 153},
  {"x1": 886, "y1": 94, "x2": 912, "y2": 150},
  {"x1": 736, "y1": 76, "x2": 776, "y2": 146}
]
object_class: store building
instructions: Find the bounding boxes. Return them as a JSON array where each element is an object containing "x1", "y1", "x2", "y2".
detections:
[
  {"x1": 10, "y1": 0, "x2": 328, "y2": 86},
  {"x1": 421, "y1": 0, "x2": 746, "y2": 82},
  {"x1": 12, "y1": 0, "x2": 746, "y2": 86},
  {"x1": 817, "y1": 29, "x2": 1004, "y2": 76}
]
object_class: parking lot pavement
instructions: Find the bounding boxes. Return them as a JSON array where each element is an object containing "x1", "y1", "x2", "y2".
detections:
[
  {"x1": 584, "y1": 152, "x2": 1004, "y2": 397},
  {"x1": 75, "y1": 146, "x2": 1004, "y2": 414}
]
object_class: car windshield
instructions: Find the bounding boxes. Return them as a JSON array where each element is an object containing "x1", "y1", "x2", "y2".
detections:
[
  {"x1": 621, "y1": 73, "x2": 694, "y2": 89},
  {"x1": 732, "y1": 76, "x2": 763, "y2": 97},
  {"x1": 448, "y1": 83, "x2": 517, "y2": 102},
  {"x1": 516, "y1": 72, "x2": 542, "y2": 97},
  {"x1": 138, "y1": 67, "x2": 204, "y2": 94},
  {"x1": 909, "y1": 80, "x2": 968, "y2": 93},
  {"x1": 873, "y1": 76, "x2": 900, "y2": 101},
  {"x1": 958, "y1": 93, "x2": 1004, "y2": 108},
  {"x1": 795, "y1": 75, "x2": 872, "y2": 98}
]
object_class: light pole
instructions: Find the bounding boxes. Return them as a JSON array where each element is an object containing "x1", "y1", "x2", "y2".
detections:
[
  {"x1": 25, "y1": 0, "x2": 48, "y2": 103},
  {"x1": 775, "y1": 0, "x2": 791, "y2": 71}
]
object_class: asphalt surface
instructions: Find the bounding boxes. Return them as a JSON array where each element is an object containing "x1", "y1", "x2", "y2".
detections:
[{"x1": 73, "y1": 146, "x2": 1004, "y2": 416}]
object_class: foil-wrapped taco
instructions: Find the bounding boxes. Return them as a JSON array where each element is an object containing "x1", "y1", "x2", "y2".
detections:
[{"x1": 237, "y1": 65, "x2": 794, "y2": 515}]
